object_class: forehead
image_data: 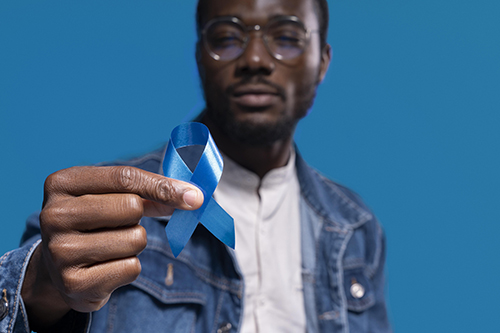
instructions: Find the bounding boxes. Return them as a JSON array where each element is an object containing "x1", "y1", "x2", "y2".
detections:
[{"x1": 200, "y1": 0, "x2": 319, "y2": 28}]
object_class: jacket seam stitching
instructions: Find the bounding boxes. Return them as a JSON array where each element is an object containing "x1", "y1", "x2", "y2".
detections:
[
  {"x1": 338, "y1": 229, "x2": 353, "y2": 333},
  {"x1": 313, "y1": 216, "x2": 322, "y2": 326},
  {"x1": 0, "y1": 250, "x2": 14, "y2": 269},
  {"x1": 211, "y1": 290, "x2": 225, "y2": 333},
  {"x1": 8, "y1": 241, "x2": 39, "y2": 333},
  {"x1": 312, "y1": 168, "x2": 373, "y2": 228},
  {"x1": 133, "y1": 276, "x2": 206, "y2": 303},
  {"x1": 301, "y1": 188, "x2": 344, "y2": 229},
  {"x1": 300, "y1": 175, "x2": 371, "y2": 229},
  {"x1": 317, "y1": 173, "x2": 366, "y2": 214},
  {"x1": 367, "y1": 223, "x2": 383, "y2": 279},
  {"x1": 144, "y1": 244, "x2": 241, "y2": 294},
  {"x1": 19, "y1": 300, "x2": 29, "y2": 333}
]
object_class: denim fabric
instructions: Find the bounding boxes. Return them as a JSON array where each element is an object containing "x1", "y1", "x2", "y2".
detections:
[
  {"x1": 0, "y1": 241, "x2": 38, "y2": 333},
  {"x1": 0, "y1": 146, "x2": 391, "y2": 332}
]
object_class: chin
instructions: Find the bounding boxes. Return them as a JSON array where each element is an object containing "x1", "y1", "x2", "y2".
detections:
[
  {"x1": 209, "y1": 109, "x2": 297, "y2": 146},
  {"x1": 205, "y1": 89, "x2": 314, "y2": 146}
]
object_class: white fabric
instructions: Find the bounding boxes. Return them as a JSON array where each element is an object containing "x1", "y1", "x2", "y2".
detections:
[{"x1": 214, "y1": 150, "x2": 306, "y2": 333}]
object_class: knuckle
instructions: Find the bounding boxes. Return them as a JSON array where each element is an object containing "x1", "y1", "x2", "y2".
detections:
[
  {"x1": 156, "y1": 179, "x2": 177, "y2": 203},
  {"x1": 62, "y1": 269, "x2": 105, "y2": 302},
  {"x1": 38, "y1": 208, "x2": 53, "y2": 228},
  {"x1": 39, "y1": 210, "x2": 58, "y2": 236},
  {"x1": 40, "y1": 205, "x2": 72, "y2": 232},
  {"x1": 45, "y1": 238, "x2": 72, "y2": 266},
  {"x1": 122, "y1": 195, "x2": 143, "y2": 220},
  {"x1": 40, "y1": 205, "x2": 64, "y2": 223},
  {"x1": 103, "y1": 258, "x2": 142, "y2": 287},
  {"x1": 60, "y1": 270, "x2": 112, "y2": 312},
  {"x1": 60, "y1": 269, "x2": 84, "y2": 297},
  {"x1": 130, "y1": 226, "x2": 148, "y2": 252},
  {"x1": 102, "y1": 258, "x2": 141, "y2": 287},
  {"x1": 44, "y1": 166, "x2": 83, "y2": 192},
  {"x1": 122, "y1": 257, "x2": 142, "y2": 282},
  {"x1": 115, "y1": 166, "x2": 140, "y2": 192},
  {"x1": 44, "y1": 170, "x2": 68, "y2": 194}
]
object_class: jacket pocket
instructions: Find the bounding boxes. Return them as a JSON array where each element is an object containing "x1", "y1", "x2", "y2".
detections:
[
  {"x1": 343, "y1": 266, "x2": 375, "y2": 313},
  {"x1": 132, "y1": 243, "x2": 208, "y2": 306},
  {"x1": 92, "y1": 247, "x2": 207, "y2": 333}
]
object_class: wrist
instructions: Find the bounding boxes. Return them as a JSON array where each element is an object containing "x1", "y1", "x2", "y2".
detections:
[{"x1": 21, "y1": 244, "x2": 71, "y2": 330}]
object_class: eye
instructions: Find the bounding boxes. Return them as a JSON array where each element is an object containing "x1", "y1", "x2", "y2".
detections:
[
  {"x1": 268, "y1": 23, "x2": 306, "y2": 48},
  {"x1": 274, "y1": 34, "x2": 301, "y2": 44},
  {"x1": 269, "y1": 30, "x2": 305, "y2": 50},
  {"x1": 212, "y1": 34, "x2": 243, "y2": 45},
  {"x1": 206, "y1": 23, "x2": 246, "y2": 50}
]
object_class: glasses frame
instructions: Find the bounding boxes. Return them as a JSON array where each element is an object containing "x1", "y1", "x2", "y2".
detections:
[{"x1": 201, "y1": 15, "x2": 317, "y2": 61}]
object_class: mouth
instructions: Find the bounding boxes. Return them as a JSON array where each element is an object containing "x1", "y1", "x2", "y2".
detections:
[{"x1": 231, "y1": 84, "x2": 282, "y2": 109}]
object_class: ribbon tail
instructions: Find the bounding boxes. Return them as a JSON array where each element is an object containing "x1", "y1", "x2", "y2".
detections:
[
  {"x1": 163, "y1": 123, "x2": 235, "y2": 257},
  {"x1": 165, "y1": 210, "x2": 200, "y2": 257},
  {"x1": 200, "y1": 199, "x2": 235, "y2": 249}
]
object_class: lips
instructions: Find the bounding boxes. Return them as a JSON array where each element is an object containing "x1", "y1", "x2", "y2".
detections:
[{"x1": 231, "y1": 84, "x2": 282, "y2": 108}]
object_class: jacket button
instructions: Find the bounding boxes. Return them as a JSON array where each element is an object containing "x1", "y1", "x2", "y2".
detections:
[
  {"x1": 0, "y1": 289, "x2": 8, "y2": 321},
  {"x1": 217, "y1": 322, "x2": 232, "y2": 333},
  {"x1": 164, "y1": 263, "x2": 174, "y2": 286},
  {"x1": 350, "y1": 282, "x2": 365, "y2": 299}
]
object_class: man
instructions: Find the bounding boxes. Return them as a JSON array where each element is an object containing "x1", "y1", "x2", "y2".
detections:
[{"x1": 0, "y1": 0, "x2": 391, "y2": 332}]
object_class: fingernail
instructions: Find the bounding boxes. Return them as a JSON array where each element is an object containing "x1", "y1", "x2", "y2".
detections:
[{"x1": 183, "y1": 190, "x2": 200, "y2": 208}]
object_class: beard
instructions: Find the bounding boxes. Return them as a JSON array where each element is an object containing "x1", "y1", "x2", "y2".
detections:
[
  {"x1": 205, "y1": 106, "x2": 297, "y2": 146},
  {"x1": 203, "y1": 77, "x2": 318, "y2": 146}
]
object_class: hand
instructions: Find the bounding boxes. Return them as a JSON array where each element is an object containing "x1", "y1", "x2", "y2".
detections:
[{"x1": 21, "y1": 166, "x2": 203, "y2": 330}]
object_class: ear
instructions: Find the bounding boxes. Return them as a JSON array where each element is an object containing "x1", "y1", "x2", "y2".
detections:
[{"x1": 318, "y1": 43, "x2": 331, "y2": 83}]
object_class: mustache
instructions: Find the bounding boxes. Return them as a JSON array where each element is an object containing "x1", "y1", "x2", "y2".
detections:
[{"x1": 226, "y1": 76, "x2": 286, "y2": 100}]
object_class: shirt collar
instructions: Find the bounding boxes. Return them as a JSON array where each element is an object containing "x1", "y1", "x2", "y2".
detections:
[{"x1": 219, "y1": 148, "x2": 297, "y2": 191}]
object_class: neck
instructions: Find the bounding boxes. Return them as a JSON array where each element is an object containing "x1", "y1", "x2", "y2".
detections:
[{"x1": 202, "y1": 115, "x2": 294, "y2": 179}]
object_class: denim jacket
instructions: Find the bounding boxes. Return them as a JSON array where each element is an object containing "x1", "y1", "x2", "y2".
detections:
[{"x1": 0, "y1": 147, "x2": 391, "y2": 333}]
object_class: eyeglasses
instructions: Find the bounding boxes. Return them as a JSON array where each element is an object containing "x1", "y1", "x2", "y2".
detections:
[{"x1": 201, "y1": 15, "x2": 317, "y2": 61}]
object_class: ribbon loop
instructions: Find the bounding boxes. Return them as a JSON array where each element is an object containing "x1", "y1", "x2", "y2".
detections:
[{"x1": 163, "y1": 122, "x2": 235, "y2": 257}]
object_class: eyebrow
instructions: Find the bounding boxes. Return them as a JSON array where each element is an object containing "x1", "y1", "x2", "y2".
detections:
[
  {"x1": 268, "y1": 14, "x2": 298, "y2": 21},
  {"x1": 211, "y1": 14, "x2": 299, "y2": 23}
]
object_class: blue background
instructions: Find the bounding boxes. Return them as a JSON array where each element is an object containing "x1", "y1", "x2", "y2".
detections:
[{"x1": 1, "y1": 1, "x2": 499, "y2": 332}]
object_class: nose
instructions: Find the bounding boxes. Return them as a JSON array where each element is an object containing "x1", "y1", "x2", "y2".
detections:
[{"x1": 235, "y1": 32, "x2": 275, "y2": 77}]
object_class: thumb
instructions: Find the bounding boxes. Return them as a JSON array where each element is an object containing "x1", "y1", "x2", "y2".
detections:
[{"x1": 142, "y1": 187, "x2": 203, "y2": 217}]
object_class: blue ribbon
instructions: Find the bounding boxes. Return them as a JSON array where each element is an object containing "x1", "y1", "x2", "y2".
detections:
[{"x1": 163, "y1": 122, "x2": 235, "y2": 257}]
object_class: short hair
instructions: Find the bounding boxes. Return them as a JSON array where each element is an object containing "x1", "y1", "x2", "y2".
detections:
[{"x1": 196, "y1": 0, "x2": 329, "y2": 49}]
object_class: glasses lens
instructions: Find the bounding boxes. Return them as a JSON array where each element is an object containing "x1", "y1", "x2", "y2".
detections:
[
  {"x1": 266, "y1": 20, "x2": 308, "y2": 60},
  {"x1": 205, "y1": 20, "x2": 246, "y2": 61}
]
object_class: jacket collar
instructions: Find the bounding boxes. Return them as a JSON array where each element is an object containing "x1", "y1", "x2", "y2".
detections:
[{"x1": 295, "y1": 149, "x2": 373, "y2": 229}]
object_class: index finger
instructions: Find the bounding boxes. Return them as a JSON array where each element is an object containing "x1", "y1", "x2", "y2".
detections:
[{"x1": 44, "y1": 166, "x2": 203, "y2": 210}]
